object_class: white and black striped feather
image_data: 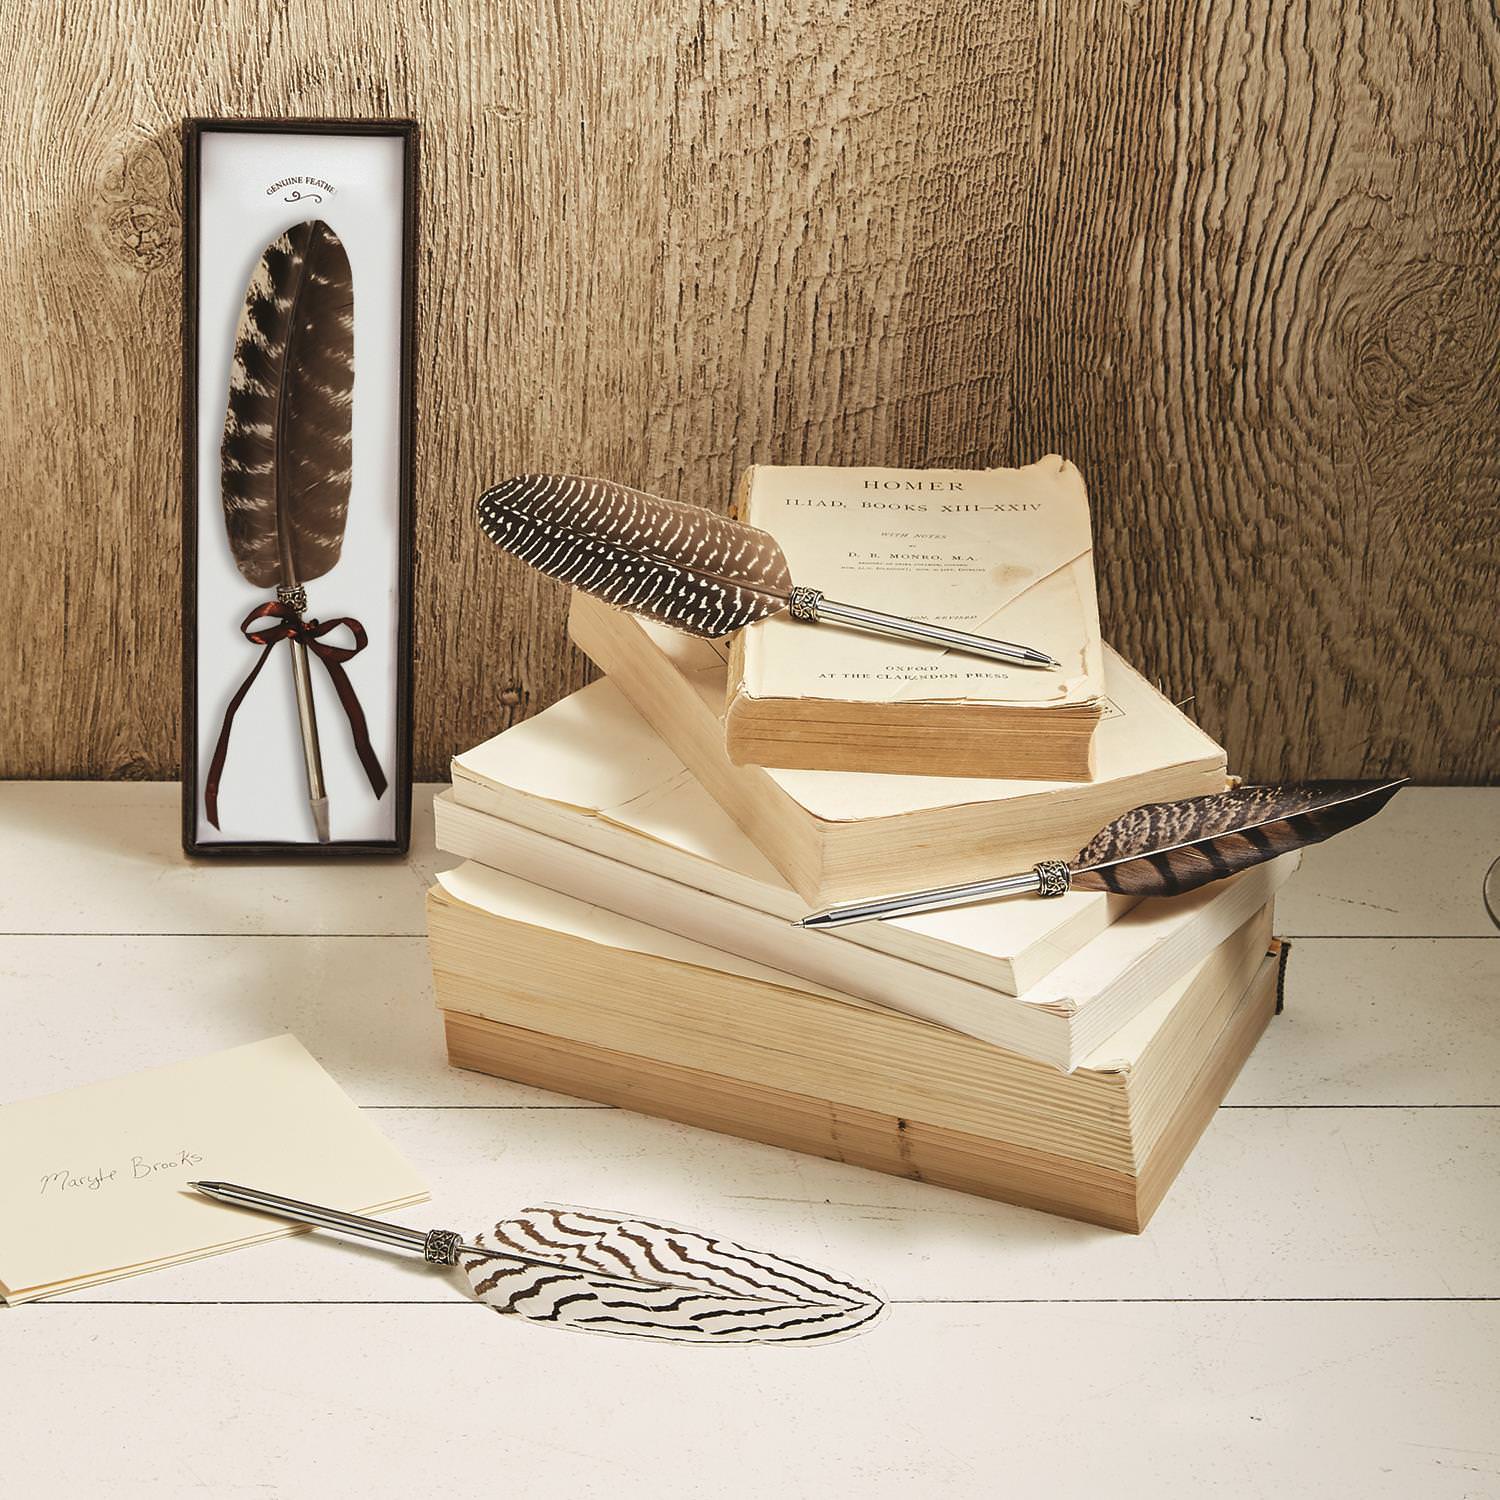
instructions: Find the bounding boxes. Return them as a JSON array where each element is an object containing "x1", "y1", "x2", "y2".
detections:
[{"x1": 458, "y1": 1204, "x2": 884, "y2": 1345}]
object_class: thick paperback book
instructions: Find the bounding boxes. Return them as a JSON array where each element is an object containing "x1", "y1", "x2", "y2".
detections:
[{"x1": 725, "y1": 458, "x2": 1106, "y2": 778}]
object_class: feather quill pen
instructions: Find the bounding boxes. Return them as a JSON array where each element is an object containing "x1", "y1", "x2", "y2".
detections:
[
  {"x1": 799, "y1": 778, "x2": 1406, "y2": 927},
  {"x1": 476, "y1": 474, "x2": 1061, "y2": 668},
  {"x1": 209, "y1": 218, "x2": 385, "y2": 840},
  {"x1": 462, "y1": 1205, "x2": 885, "y2": 1343},
  {"x1": 190, "y1": 1182, "x2": 884, "y2": 1346}
]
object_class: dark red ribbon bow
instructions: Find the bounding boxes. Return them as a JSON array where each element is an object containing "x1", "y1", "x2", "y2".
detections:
[{"x1": 205, "y1": 599, "x2": 388, "y2": 830}]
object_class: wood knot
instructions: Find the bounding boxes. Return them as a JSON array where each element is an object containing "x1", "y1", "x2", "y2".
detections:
[
  {"x1": 97, "y1": 136, "x2": 174, "y2": 273},
  {"x1": 105, "y1": 202, "x2": 173, "y2": 271},
  {"x1": 1349, "y1": 263, "x2": 1494, "y2": 418}
]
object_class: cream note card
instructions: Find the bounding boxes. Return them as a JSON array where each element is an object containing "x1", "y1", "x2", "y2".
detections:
[{"x1": 0, "y1": 1034, "x2": 427, "y2": 1303}]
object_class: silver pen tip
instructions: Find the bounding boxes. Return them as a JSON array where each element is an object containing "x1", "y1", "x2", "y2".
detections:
[{"x1": 311, "y1": 797, "x2": 331, "y2": 844}]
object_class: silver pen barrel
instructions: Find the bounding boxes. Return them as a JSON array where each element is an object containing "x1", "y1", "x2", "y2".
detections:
[
  {"x1": 188, "y1": 1180, "x2": 668, "y2": 1285},
  {"x1": 275, "y1": 581, "x2": 330, "y2": 843},
  {"x1": 287, "y1": 638, "x2": 330, "y2": 843},
  {"x1": 192, "y1": 1180, "x2": 429, "y2": 1253},
  {"x1": 798, "y1": 867, "x2": 1046, "y2": 929},
  {"x1": 810, "y1": 596, "x2": 1059, "y2": 669}
]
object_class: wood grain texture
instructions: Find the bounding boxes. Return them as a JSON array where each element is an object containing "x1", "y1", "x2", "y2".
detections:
[
  {"x1": 0, "y1": 1, "x2": 1494, "y2": 781},
  {"x1": 1013, "y1": 0, "x2": 1500, "y2": 782},
  {"x1": 440, "y1": 951, "x2": 1279, "y2": 1234}
]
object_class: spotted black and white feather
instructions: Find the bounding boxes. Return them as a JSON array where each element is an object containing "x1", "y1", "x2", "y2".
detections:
[
  {"x1": 476, "y1": 475, "x2": 794, "y2": 637},
  {"x1": 1069, "y1": 778, "x2": 1406, "y2": 896},
  {"x1": 458, "y1": 1204, "x2": 885, "y2": 1345},
  {"x1": 221, "y1": 218, "x2": 354, "y2": 590}
]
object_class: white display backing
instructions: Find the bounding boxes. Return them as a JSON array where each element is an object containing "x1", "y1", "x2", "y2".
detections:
[{"x1": 194, "y1": 129, "x2": 405, "y2": 845}]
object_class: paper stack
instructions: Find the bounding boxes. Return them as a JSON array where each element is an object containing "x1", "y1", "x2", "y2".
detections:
[{"x1": 426, "y1": 465, "x2": 1293, "y2": 1231}]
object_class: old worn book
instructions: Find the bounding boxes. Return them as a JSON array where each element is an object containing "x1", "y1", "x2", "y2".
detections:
[
  {"x1": 724, "y1": 459, "x2": 1106, "y2": 778},
  {"x1": 432, "y1": 764, "x2": 1295, "y2": 1066},
  {"x1": 443, "y1": 679, "x2": 1134, "y2": 997},
  {"x1": 428, "y1": 863, "x2": 1281, "y2": 1232},
  {"x1": 569, "y1": 588, "x2": 1229, "y2": 907},
  {"x1": 441, "y1": 678, "x2": 1132, "y2": 997}
]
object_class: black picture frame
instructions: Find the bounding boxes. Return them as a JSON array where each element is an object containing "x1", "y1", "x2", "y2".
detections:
[{"x1": 181, "y1": 117, "x2": 417, "y2": 857}]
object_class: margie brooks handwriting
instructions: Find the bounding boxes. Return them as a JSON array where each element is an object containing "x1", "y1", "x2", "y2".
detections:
[{"x1": 39, "y1": 1148, "x2": 204, "y2": 1196}]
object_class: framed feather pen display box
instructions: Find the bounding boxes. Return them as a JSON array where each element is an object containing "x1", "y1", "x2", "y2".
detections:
[{"x1": 181, "y1": 119, "x2": 417, "y2": 855}]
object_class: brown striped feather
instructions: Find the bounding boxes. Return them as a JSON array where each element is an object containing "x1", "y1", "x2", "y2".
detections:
[
  {"x1": 458, "y1": 1204, "x2": 884, "y2": 1344},
  {"x1": 476, "y1": 474, "x2": 794, "y2": 637},
  {"x1": 1069, "y1": 778, "x2": 1406, "y2": 896},
  {"x1": 221, "y1": 219, "x2": 354, "y2": 590}
]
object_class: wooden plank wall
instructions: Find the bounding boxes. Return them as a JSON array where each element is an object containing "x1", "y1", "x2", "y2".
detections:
[{"x1": 2, "y1": 0, "x2": 1495, "y2": 782}]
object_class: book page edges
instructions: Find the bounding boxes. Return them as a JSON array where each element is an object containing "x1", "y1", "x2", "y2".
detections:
[
  {"x1": 429, "y1": 867, "x2": 1261, "y2": 1087},
  {"x1": 433, "y1": 865, "x2": 858, "y2": 1005},
  {"x1": 434, "y1": 783, "x2": 1134, "y2": 981},
  {"x1": 432, "y1": 858, "x2": 1285, "y2": 1034},
  {"x1": 1086, "y1": 907, "x2": 1277, "y2": 1078},
  {"x1": 760, "y1": 644, "x2": 1220, "y2": 823},
  {"x1": 571, "y1": 590, "x2": 1226, "y2": 828}
]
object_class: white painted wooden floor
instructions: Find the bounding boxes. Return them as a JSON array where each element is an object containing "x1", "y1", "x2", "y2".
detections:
[{"x1": 2, "y1": 783, "x2": 1497, "y2": 1498}]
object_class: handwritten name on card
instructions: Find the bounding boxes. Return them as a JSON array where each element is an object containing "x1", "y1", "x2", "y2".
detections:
[{"x1": 39, "y1": 1149, "x2": 203, "y2": 1195}]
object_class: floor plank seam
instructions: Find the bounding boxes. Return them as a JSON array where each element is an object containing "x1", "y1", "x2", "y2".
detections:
[
  {"x1": 360, "y1": 1104, "x2": 614, "y2": 1110},
  {"x1": 1277, "y1": 934, "x2": 1497, "y2": 941},
  {"x1": 1, "y1": 931, "x2": 1494, "y2": 940},
  {"x1": 29, "y1": 1295, "x2": 1500, "y2": 1307},
  {"x1": 1217, "y1": 1103, "x2": 1500, "y2": 1110},
  {"x1": 0, "y1": 931, "x2": 432, "y2": 939},
  {"x1": 351, "y1": 1102, "x2": 1500, "y2": 1112}
]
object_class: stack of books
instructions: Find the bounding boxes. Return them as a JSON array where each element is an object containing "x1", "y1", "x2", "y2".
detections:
[{"x1": 426, "y1": 462, "x2": 1294, "y2": 1231}]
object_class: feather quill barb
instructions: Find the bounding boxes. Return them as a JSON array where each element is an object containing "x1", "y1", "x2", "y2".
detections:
[
  {"x1": 222, "y1": 218, "x2": 355, "y2": 591},
  {"x1": 460, "y1": 1205, "x2": 886, "y2": 1344},
  {"x1": 477, "y1": 474, "x2": 793, "y2": 637},
  {"x1": 187, "y1": 1182, "x2": 883, "y2": 1347},
  {"x1": 1068, "y1": 778, "x2": 1408, "y2": 896}
]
